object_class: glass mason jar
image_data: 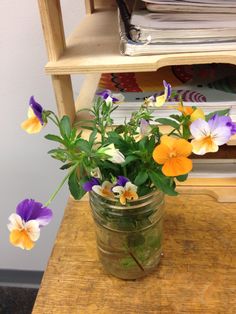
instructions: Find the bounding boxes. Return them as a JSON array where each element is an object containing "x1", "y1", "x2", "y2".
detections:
[{"x1": 89, "y1": 190, "x2": 165, "y2": 280}]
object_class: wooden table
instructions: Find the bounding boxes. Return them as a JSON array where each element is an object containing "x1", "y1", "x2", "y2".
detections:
[{"x1": 33, "y1": 194, "x2": 236, "y2": 314}]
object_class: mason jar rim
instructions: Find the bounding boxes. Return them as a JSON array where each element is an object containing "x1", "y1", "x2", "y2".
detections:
[{"x1": 89, "y1": 189, "x2": 164, "y2": 211}]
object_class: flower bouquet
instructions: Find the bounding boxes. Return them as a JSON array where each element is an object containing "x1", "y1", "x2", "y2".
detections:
[{"x1": 8, "y1": 81, "x2": 236, "y2": 279}]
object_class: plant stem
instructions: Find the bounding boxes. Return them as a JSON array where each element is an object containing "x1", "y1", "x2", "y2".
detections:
[
  {"x1": 128, "y1": 250, "x2": 145, "y2": 272},
  {"x1": 123, "y1": 166, "x2": 127, "y2": 178},
  {"x1": 44, "y1": 164, "x2": 78, "y2": 207},
  {"x1": 48, "y1": 115, "x2": 59, "y2": 127}
]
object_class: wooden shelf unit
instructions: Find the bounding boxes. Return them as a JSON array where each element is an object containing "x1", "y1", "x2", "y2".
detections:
[
  {"x1": 34, "y1": 2, "x2": 236, "y2": 311},
  {"x1": 44, "y1": 10, "x2": 236, "y2": 75}
]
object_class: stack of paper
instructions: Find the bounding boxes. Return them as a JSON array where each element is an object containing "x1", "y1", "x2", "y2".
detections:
[{"x1": 117, "y1": 0, "x2": 236, "y2": 55}]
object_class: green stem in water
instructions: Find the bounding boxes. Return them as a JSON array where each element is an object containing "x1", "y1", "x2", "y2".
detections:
[
  {"x1": 44, "y1": 164, "x2": 78, "y2": 207},
  {"x1": 128, "y1": 250, "x2": 145, "y2": 272}
]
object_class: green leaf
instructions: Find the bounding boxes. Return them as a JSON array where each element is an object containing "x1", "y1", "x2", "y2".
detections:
[
  {"x1": 176, "y1": 174, "x2": 188, "y2": 182},
  {"x1": 127, "y1": 233, "x2": 145, "y2": 248},
  {"x1": 205, "y1": 108, "x2": 230, "y2": 121},
  {"x1": 60, "y1": 116, "x2": 71, "y2": 139},
  {"x1": 70, "y1": 128, "x2": 77, "y2": 141},
  {"x1": 68, "y1": 171, "x2": 86, "y2": 200},
  {"x1": 80, "y1": 126, "x2": 95, "y2": 131},
  {"x1": 120, "y1": 257, "x2": 136, "y2": 269},
  {"x1": 115, "y1": 125, "x2": 125, "y2": 134},
  {"x1": 149, "y1": 170, "x2": 178, "y2": 196},
  {"x1": 138, "y1": 137, "x2": 148, "y2": 151},
  {"x1": 101, "y1": 161, "x2": 119, "y2": 171},
  {"x1": 60, "y1": 162, "x2": 74, "y2": 170},
  {"x1": 45, "y1": 134, "x2": 65, "y2": 145},
  {"x1": 155, "y1": 118, "x2": 180, "y2": 129},
  {"x1": 75, "y1": 138, "x2": 91, "y2": 154},
  {"x1": 170, "y1": 114, "x2": 182, "y2": 122},
  {"x1": 134, "y1": 170, "x2": 148, "y2": 186},
  {"x1": 182, "y1": 124, "x2": 191, "y2": 139},
  {"x1": 122, "y1": 155, "x2": 139, "y2": 167},
  {"x1": 47, "y1": 148, "x2": 67, "y2": 162},
  {"x1": 147, "y1": 136, "x2": 156, "y2": 154},
  {"x1": 89, "y1": 129, "x2": 97, "y2": 146}
]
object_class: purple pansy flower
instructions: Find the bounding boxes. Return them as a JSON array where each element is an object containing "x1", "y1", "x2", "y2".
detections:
[
  {"x1": 96, "y1": 89, "x2": 119, "y2": 102},
  {"x1": 145, "y1": 81, "x2": 171, "y2": 107},
  {"x1": 227, "y1": 120, "x2": 236, "y2": 135},
  {"x1": 190, "y1": 114, "x2": 232, "y2": 155},
  {"x1": 83, "y1": 177, "x2": 100, "y2": 192},
  {"x1": 29, "y1": 96, "x2": 44, "y2": 125},
  {"x1": 210, "y1": 114, "x2": 236, "y2": 135},
  {"x1": 16, "y1": 199, "x2": 53, "y2": 226},
  {"x1": 8, "y1": 199, "x2": 53, "y2": 250},
  {"x1": 115, "y1": 176, "x2": 130, "y2": 187},
  {"x1": 163, "y1": 80, "x2": 172, "y2": 99}
]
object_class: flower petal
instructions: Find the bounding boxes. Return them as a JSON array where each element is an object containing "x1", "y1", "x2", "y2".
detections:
[
  {"x1": 190, "y1": 108, "x2": 205, "y2": 122},
  {"x1": 190, "y1": 119, "x2": 210, "y2": 139},
  {"x1": 83, "y1": 178, "x2": 100, "y2": 192},
  {"x1": 191, "y1": 138, "x2": 218, "y2": 155},
  {"x1": 8, "y1": 213, "x2": 24, "y2": 232},
  {"x1": 174, "y1": 139, "x2": 192, "y2": 157},
  {"x1": 9, "y1": 229, "x2": 35, "y2": 250},
  {"x1": 211, "y1": 126, "x2": 231, "y2": 145},
  {"x1": 178, "y1": 104, "x2": 194, "y2": 116},
  {"x1": 208, "y1": 114, "x2": 229, "y2": 132},
  {"x1": 162, "y1": 157, "x2": 192, "y2": 177},
  {"x1": 155, "y1": 95, "x2": 166, "y2": 107},
  {"x1": 21, "y1": 116, "x2": 43, "y2": 134},
  {"x1": 112, "y1": 186, "x2": 124, "y2": 197},
  {"x1": 153, "y1": 143, "x2": 171, "y2": 165},
  {"x1": 163, "y1": 80, "x2": 172, "y2": 99},
  {"x1": 160, "y1": 135, "x2": 177, "y2": 149},
  {"x1": 25, "y1": 220, "x2": 40, "y2": 242},
  {"x1": 16, "y1": 199, "x2": 52, "y2": 227},
  {"x1": 116, "y1": 176, "x2": 129, "y2": 187},
  {"x1": 29, "y1": 96, "x2": 43, "y2": 125}
]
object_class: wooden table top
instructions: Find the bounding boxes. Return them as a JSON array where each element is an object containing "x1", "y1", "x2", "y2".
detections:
[{"x1": 33, "y1": 194, "x2": 236, "y2": 314}]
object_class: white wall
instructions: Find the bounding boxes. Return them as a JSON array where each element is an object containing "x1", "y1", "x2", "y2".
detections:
[{"x1": 0, "y1": 1, "x2": 85, "y2": 271}]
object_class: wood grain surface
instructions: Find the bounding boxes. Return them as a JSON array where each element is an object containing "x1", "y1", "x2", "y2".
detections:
[{"x1": 33, "y1": 194, "x2": 236, "y2": 314}]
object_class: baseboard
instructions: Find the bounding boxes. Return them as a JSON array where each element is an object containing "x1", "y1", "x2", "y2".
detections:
[{"x1": 0, "y1": 269, "x2": 43, "y2": 289}]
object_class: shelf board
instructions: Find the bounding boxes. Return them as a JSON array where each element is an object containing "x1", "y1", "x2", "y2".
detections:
[{"x1": 45, "y1": 10, "x2": 236, "y2": 75}]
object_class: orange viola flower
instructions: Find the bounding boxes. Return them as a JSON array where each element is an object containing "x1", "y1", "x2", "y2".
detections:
[
  {"x1": 177, "y1": 103, "x2": 205, "y2": 122},
  {"x1": 153, "y1": 135, "x2": 193, "y2": 177},
  {"x1": 177, "y1": 104, "x2": 195, "y2": 116}
]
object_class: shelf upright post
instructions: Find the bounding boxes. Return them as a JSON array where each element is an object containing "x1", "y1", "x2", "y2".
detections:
[
  {"x1": 85, "y1": 0, "x2": 95, "y2": 14},
  {"x1": 37, "y1": 0, "x2": 75, "y2": 121}
]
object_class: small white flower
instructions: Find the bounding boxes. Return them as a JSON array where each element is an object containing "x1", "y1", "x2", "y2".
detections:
[
  {"x1": 98, "y1": 144, "x2": 125, "y2": 164},
  {"x1": 92, "y1": 181, "x2": 114, "y2": 198},
  {"x1": 105, "y1": 95, "x2": 113, "y2": 106},
  {"x1": 90, "y1": 167, "x2": 102, "y2": 179},
  {"x1": 112, "y1": 182, "x2": 138, "y2": 205}
]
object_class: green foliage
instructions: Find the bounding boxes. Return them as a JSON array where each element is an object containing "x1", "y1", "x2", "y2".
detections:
[
  {"x1": 59, "y1": 116, "x2": 71, "y2": 139},
  {"x1": 45, "y1": 134, "x2": 65, "y2": 145},
  {"x1": 149, "y1": 170, "x2": 178, "y2": 196},
  {"x1": 43, "y1": 94, "x2": 232, "y2": 205},
  {"x1": 134, "y1": 170, "x2": 148, "y2": 186},
  {"x1": 205, "y1": 108, "x2": 230, "y2": 121},
  {"x1": 155, "y1": 117, "x2": 180, "y2": 130},
  {"x1": 68, "y1": 170, "x2": 86, "y2": 200},
  {"x1": 176, "y1": 174, "x2": 188, "y2": 182}
]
